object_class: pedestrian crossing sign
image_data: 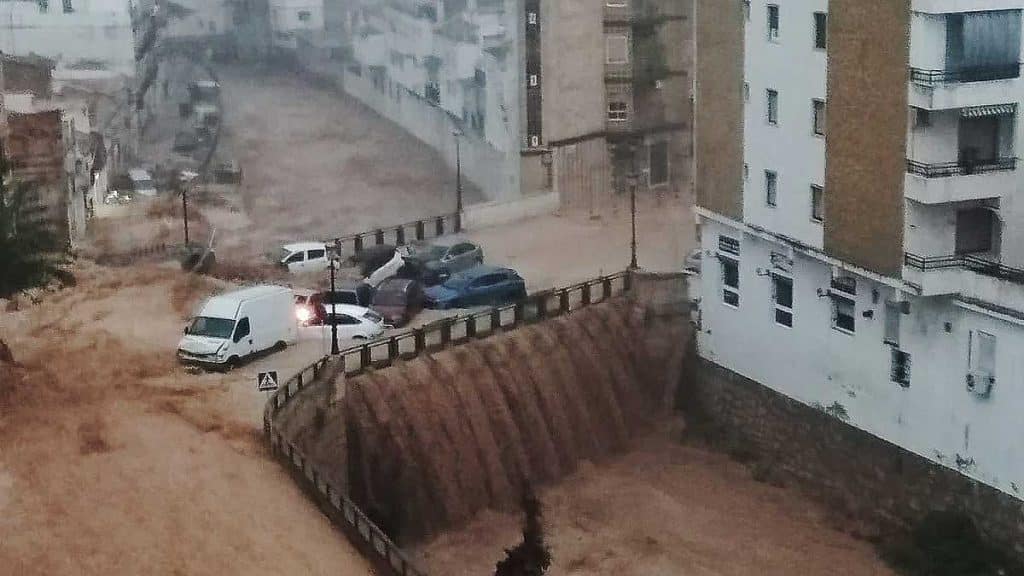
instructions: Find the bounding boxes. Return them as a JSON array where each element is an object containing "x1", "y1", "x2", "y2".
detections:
[{"x1": 257, "y1": 371, "x2": 279, "y2": 392}]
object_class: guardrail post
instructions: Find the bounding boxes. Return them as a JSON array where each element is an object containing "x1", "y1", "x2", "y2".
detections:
[
  {"x1": 582, "y1": 282, "x2": 592, "y2": 306},
  {"x1": 296, "y1": 373, "x2": 303, "y2": 389},
  {"x1": 388, "y1": 337, "x2": 399, "y2": 362},
  {"x1": 559, "y1": 289, "x2": 570, "y2": 314},
  {"x1": 415, "y1": 220, "x2": 425, "y2": 241},
  {"x1": 395, "y1": 226, "x2": 406, "y2": 246},
  {"x1": 374, "y1": 229, "x2": 385, "y2": 245},
  {"x1": 514, "y1": 301, "x2": 524, "y2": 325},
  {"x1": 466, "y1": 316, "x2": 477, "y2": 338},
  {"x1": 624, "y1": 269, "x2": 633, "y2": 291},
  {"x1": 536, "y1": 293, "x2": 547, "y2": 319},
  {"x1": 491, "y1": 308, "x2": 501, "y2": 330},
  {"x1": 435, "y1": 216, "x2": 445, "y2": 237},
  {"x1": 360, "y1": 344, "x2": 371, "y2": 370},
  {"x1": 603, "y1": 277, "x2": 612, "y2": 299},
  {"x1": 353, "y1": 235, "x2": 363, "y2": 253},
  {"x1": 440, "y1": 319, "x2": 452, "y2": 347},
  {"x1": 414, "y1": 328, "x2": 425, "y2": 353}
]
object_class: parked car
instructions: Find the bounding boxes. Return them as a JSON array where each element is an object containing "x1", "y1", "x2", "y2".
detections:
[
  {"x1": 276, "y1": 242, "x2": 330, "y2": 274},
  {"x1": 320, "y1": 281, "x2": 375, "y2": 308},
  {"x1": 297, "y1": 302, "x2": 385, "y2": 341},
  {"x1": 400, "y1": 238, "x2": 484, "y2": 285},
  {"x1": 177, "y1": 285, "x2": 296, "y2": 368},
  {"x1": 372, "y1": 278, "x2": 424, "y2": 327},
  {"x1": 424, "y1": 265, "x2": 526, "y2": 309},
  {"x1": 128, "y1": 169, "x2": 158, "y2": 197},
  {"x1": 351, "y1": 244, "x2": 397, "y2": 275}
]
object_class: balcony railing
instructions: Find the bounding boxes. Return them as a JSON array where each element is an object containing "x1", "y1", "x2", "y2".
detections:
[
  {"x1": 910, "y1": 63, "x2": 1022, "y2": 86},
  {"x1": 905, "y1": 253, "x2": 1024, "y2": 284},
  {"x1": 906, "y1": 157, "x2": 1017, "y2": 178}
]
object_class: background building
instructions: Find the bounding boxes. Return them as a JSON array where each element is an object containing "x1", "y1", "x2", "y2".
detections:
[{"x1": 695, "y1": 0, "x2": 1024, "y2": 500}]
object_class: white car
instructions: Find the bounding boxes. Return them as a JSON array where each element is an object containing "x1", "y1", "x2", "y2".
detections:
[
  {"x1": 296, "y1": 302, "x2": 385, "y2": 341},
  {"x1": 128, "y1": 169, "x2": 158, "y2": 197},
  {"x1": 277, "y1": 242, "x2": 330, "y2": 274}
]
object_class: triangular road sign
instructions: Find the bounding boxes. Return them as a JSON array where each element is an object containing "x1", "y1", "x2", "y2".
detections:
[{"x1": 257, "y1": 371, "x2": 279, "y2": 392}]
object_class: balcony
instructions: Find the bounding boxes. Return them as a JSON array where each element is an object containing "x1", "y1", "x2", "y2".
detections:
[
  {"x1": 904, "y1": 253, "x2": 1024, "y2": 311},
  {"x1": 910, "y1": 66, "x2": 1024, "y2": 110},
  {"x1": 910, "y1": 63, "x2": 1021, "y2": 86},
  {"x1": 905, "y1": 158, "x2": 1017, "y2": 204}
]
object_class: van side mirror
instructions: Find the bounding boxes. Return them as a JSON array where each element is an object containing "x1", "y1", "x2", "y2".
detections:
[{"x1": 183, "y1": 326, "x2": 190, "y2": 335}]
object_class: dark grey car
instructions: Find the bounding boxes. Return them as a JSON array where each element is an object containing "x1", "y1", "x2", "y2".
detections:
[{"x1": 401, "y1": 239, "x2": 483, "y2": 285}]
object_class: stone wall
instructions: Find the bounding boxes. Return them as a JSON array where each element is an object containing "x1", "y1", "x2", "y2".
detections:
[{"x1": 685, "y1": 359, "x2": 1024, "y2": 559}]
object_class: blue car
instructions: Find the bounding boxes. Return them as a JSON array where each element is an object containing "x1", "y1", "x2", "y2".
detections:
[{"x1": 424, "y1": 265, "x2": 527, "y2": 309}]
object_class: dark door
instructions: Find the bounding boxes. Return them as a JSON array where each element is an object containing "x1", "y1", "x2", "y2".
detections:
[{"x1": 955, "y1": 208, "x2": 994, "y2": 254}]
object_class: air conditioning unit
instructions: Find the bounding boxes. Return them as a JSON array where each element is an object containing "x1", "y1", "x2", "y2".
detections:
[{"x1": 966, "y1": 372, "x2": 995, "y2": 398}]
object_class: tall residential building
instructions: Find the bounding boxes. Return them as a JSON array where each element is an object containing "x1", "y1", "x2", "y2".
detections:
[
  {"x1": 0, "y1": 0, "x2": 163, "y2": 132},
  {"x1": 695, "y1": 0, "x2": 1024, "y2": 497},
  {"x1": 307, "y1": 0, "x2": 691, "y2": 205}
]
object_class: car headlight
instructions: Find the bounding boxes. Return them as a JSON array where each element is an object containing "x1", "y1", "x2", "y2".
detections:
[{"x1": 296, "y1": 305, "x2": 313, "y2": 325}]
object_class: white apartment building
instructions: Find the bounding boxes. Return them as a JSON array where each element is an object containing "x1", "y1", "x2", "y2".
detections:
[
  {"x1": 696, "y1": 0, "x2": 1024, "y2": 499},
  {"x1": 0, "y1": 0, "x2": 162, "y2": 132}
]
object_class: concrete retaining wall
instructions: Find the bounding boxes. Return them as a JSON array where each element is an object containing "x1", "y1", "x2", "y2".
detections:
[
  {"x1": 685, "y1": 359, "x2": 1024, "y2": 559},
  {"x1": 461, "y1": 192, "x2": 558, "y2": 230}
]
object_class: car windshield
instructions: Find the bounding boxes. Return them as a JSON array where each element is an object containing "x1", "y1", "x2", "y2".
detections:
[
  {"x1": 442, "y1": 274, "x2": 474, "y2": 290},
  {"x1": 187, "y1": 317, "x2": 235, "y2": 339},
  {"x1": 374, "y1": 290, "x2": 405, "y2": 306},
  {"x1": 277, "y1": 248, "x2": 292, "y2": 262},
  {"x1": 323, "y1": 291, "x2": 357, "y2": 305},
  {"x1": 364, "y1": 310, "x2": 383, "y2": 323},
  {"x1": 135, "y1": 179, "x2": 154, "y2": 189}
]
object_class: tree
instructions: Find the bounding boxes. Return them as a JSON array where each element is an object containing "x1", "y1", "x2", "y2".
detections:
[
  {"x1": 494, "y1": 485, "x2": 552, "y2": 576},
  {"x1": 0, "y1": 150, "x2": 70, "y2": 297}
]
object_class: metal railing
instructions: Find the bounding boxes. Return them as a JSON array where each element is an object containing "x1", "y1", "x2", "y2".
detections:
[
  {"x1": 266, "y1": 270, "x2": 633, "y2": 417},
  {"x1": 262, "y1": 270, "x2": 634, "y2": 576},
  {"x1": 906, "y1": 157, "x2": 1017, "y2": 178},
  {"x1": 910, "y1": 63, "x2": 1022, "y2": 86},
  {"x1": 905, "y1": 253, "x2": 1024, "y2": 283},
  {"x1": 328, "y1": 213, "x2": 460, "y2": 259}
]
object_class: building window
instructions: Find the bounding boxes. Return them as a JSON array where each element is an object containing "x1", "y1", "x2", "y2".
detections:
[
  {"x1": 767, "y1": 4, "x2": 780, "y2": 41},
  {"x1": 649, "y1": 141, "x2": 669, "y2": 186},
  {"x1": 606, "y1": 35, "x2": 629, "y2": 64},
  {"x1": 608, "y1": 101, "x2": 628, "y2": 121},
  {"x1": 719, "y1": 235, "x2": 740, "y2": 307},
  {"x1": 62, "y1": 0, "x2": 72, "y2": 13},
  {"x1": 891, "y1": 349, "x2": 911, "y2": 387},
  {"x1": 813, "y1": 99, "x2": 826, "y2": 136},
  {"x1": 811, "y1": 185, "x2": 824, "y2": 222},
  {"x1": 743, "y1": 82, "x2": 750, "y2": 102},
  {"x1": 38, "y1": 0, "x2": 48, "y2": 13},
  {"x1": 765, "y1": 170, "x2": 777, "y2": 207},
  {"x1": 529, "y1": 74, "x2": 539, "y2": 87},
  {"x1": 721, "y1": 257, "x2": 740, "y2": 307},
  {"x1": 772, "y1": 274, "x2": 793, "y2": 327},
  {"x1": 298, "y1": 10, "x2": 311, "y2": 22},
  {"x1": 814, "y1": 12, "x2": 827, "y2": 49},
  {"x1": 967, "y1": 330, "x2": 997, "y2": 392},
  {"x1": 744, "y1": 0, "x2": 751, "y2": 22},
  {"x1": 767, "y1": 89, "x2": 779, "y2": 125},
  {"x1": 743, "y1": 163, "x2": 750, "y2": 181},
  {"x1": 884, "y1": 301, "x2": 901, "y2": 345},
  {"x1": 528, "y1": 11, "x2": 538, "y2": 25},
  {"x1": 607, "y1": 0, "x2": 627, "y2": 6},
  {"x1": 830, "y1": 276, "x2": 856, "y2": 334}
]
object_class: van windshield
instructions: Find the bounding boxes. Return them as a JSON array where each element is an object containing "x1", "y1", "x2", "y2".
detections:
[{"x1": 188, "y1": 317, "x2": 235, "y2": 339}]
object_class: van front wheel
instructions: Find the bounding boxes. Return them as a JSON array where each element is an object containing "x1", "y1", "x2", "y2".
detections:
[{"x1": 223, "y1": 356, "x2": 240, "y2": 372}]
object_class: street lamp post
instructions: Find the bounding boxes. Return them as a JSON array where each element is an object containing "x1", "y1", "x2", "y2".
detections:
[
  {"x1": 178, "y1": 170, "x2": 199, "y2": 245},
  {"x1": 329, "y1": 241, "x2": 340, "y2": 355},
  {"x1": 453, "y1": 129, "x2": 463, "y2": 232},
  {"x1": 627, "y1": 171, "x2": 639, "y2": 270}
]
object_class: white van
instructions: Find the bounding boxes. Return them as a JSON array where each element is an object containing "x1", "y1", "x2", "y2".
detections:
[
  {"x1": 177, "y1": 285, "x2": 297, "y2": 368},
  {"x1": 277, "y1": 242, "x2": 330, "y2": 274}
]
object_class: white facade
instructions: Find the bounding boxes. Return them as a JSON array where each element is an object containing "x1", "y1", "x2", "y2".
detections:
[
  {"x1": 0, "y1": 0, "x2": 136, "y2": 76},
  {"x1": 742, "y1": 0, "x2": 827, "y2": 249},
  {"x1": 699, "y1": 0, "x2": 1024, "y2": 500}
]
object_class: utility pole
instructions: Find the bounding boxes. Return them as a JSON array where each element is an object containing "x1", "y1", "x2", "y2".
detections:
[
  {"x1": 182, "y1": 183, "x2": 190, "y2": 244},
  {"x1": 453, "y1": 129, "x2": 463, "y2": 232},
  {"x1": 329, "y1": 244, "x2": 340, "y2": 355},
  {"x1": 628, "y1": 172, "x2": 638, "y2": 270}
]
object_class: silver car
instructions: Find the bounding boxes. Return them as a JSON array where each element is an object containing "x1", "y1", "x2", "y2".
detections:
[{"x1": 400, "y1": 238, "x2": 484, "y2": 286}]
